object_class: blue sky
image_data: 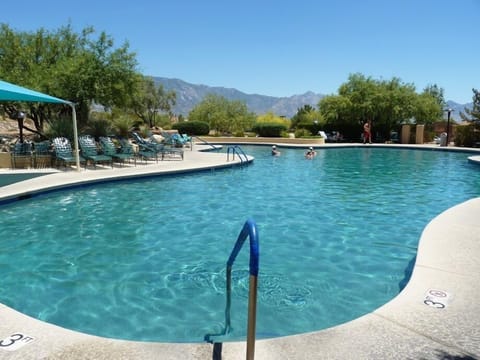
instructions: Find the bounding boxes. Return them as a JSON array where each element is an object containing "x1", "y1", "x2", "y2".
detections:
[{"x1": 1, "y1": 0, "x2": 478, "y2": 104}]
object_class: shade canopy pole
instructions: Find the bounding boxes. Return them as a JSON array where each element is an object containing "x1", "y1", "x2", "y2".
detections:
[{"x1": 69, "y1": 103, "x2": 80, "y2": 171}]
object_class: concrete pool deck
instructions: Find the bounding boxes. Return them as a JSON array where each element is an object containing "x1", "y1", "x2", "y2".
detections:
[{"x1": 0, "y1": 143, "x2": 479, "y2": 359}]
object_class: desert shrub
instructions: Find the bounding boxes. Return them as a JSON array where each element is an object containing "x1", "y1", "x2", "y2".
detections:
[
  {"x1": 294, "y1": 128, "x2": 312, "y2": 138},
  {"x1": 252, "y1": 123, "x2": 287, "y2": 137},
  {"x1": 172, "y1": 121, "x2": 210, "y2": 135},
  {"x1": 138, "y1": 124, "x2": 151, "y2": 138},
  {"x1": 454, "y1": 124, "x2": 479, "y2": 147},
  {"x1": 297, "y1": 121, "x2": 321, "y2": 135},
  {"x1": 112, "y1": 116, "x2": 135, "y2": 138},
  {"x1": 156, "y1": 114, "x2": 172, "y2": 129},
  {"x1": 43, "y1": 116, "x2": 75, "y2": 141},
  {"x1": 85, "y1": 118, "x2": 112, "y2": 140}
]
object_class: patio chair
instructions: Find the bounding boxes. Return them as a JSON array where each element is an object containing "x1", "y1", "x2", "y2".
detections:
[
  {"x1": 52, "y1": 137, "x2": 85, "y2": 169},
  {"x1": 78, "y1": 135, "x2": 113, "y2": 169},
  {"x1": 99, "y1": 136, "x2": 136, "y2": 167},
  {"x1": 10, "y1": 140, "x2": 33, "y2": 169},
  {"x1": 33, "y1": 140, "x2": 52, "y2": 168}
]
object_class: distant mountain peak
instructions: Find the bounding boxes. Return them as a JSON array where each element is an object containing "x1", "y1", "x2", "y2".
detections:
[
  {"x1": 445, "y1": 100, "x2": 474, "y2": 121},
  {"x1": 153, "y1": 77, "x2": 324, "y2": 117}
]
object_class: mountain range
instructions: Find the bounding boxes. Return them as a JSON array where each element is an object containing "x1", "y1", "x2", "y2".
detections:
[
  {"x1": 445, "y1": 100, "x2": 473, "y2": 121},
  {"x1": 153, "y1": 77, "x2": 323, "y2": 118},
  {"x1": 153, "y1": 77, "x2": 472, "y2": 120}
]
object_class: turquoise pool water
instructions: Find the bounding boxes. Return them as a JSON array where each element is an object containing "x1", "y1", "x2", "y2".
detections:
[
  {"x1": 0, "y1": 172, "x2": 53, "y2": 187},
  {"x1": 0, "y1": 146, "x2": 479, "y2": 343}
]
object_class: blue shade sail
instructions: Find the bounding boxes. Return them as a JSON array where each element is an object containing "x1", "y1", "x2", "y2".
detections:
[{"x1": 0, "y1": 79, "x2": 69, "y2": 104}]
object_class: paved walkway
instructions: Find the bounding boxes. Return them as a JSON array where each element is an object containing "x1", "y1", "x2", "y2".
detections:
[
  {"x1": 0, "y1": 143, "x2": 479, "y2": 359},
  {"x1": 0, "y1": 146, "x2": 249, "y2": 202}
]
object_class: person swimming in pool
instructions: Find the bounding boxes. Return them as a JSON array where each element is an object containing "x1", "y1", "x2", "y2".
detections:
[
  {"x1": 305, "y1": 147, "x2": 316, "y2": 159},
  {"x1": 271, "y1": 145, "x2": 281, "y2": 156}
]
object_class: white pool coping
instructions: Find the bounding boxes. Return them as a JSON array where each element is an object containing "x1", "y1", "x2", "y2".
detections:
[{"x1": 0, "y1": 143, "x2": 479, "y2": 359}]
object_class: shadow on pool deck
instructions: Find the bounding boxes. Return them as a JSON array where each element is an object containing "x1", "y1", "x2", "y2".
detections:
[{"x1": 0, "y1": 143, "x2": 479, "y2": 359}]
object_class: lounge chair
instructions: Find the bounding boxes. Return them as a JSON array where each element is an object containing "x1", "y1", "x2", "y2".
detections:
[
  {"x1": 52, "y1": 137, "x2": 85, "y2": 169},
  {"x1": 131, "y1": 132, "x2": 161, "y2": 163},
  {"x1": 78, "y1": 135, "x2": 113, "y2": 169},
  {"x1": 152, "y1": 132, "x2": 185, "y2": 159},
  {"x1": 117, "y1": 137, "x2": 138, "y2": 158},
  {"x1": 175, "y1": 133, "x2": 192, "y2": 148},
  {"x1": 160, "y1": 140, "x2": 184, "y2": 160},
  {"x1": 181, "y1": 133, "x2": 192, "y2": 143},
  {"x1": 131, "y1": 132, "x2": 184, "y2": 162},
  {"x1": 99, "y1": 136, "x2": 136, "y2": 167},
  {"x1": 161, "y1": 131, "x2": 190, "y2": 148}
]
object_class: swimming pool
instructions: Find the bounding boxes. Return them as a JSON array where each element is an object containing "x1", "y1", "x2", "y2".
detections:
[{"x1": 0, "y1": 146, "x2": 479, "y2": 343}]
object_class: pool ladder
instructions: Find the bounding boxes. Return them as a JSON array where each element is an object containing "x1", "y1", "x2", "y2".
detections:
[
  {"x1": 205, "y1": 218, "x2": 259, "y2": 360},
  {"x1": 227, "y1": 145, "x2": 249, "y2": 165}
]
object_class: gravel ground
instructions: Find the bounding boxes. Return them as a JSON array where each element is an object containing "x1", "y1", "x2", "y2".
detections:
[{"x1": 0, "y1": 117, "x2": 29, "y2": 135}]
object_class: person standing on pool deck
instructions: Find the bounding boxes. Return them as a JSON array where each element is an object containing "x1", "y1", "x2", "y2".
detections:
[{"x1": 363, "y1": 120, "x2": 372, "y2": 144}]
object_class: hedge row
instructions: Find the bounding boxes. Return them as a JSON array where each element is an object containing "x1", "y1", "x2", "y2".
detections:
[
  {"x1": 172, "y1": 121, "x2": 210, "y2": 135},
  {"x1": 251, "y1": 123, "x2": 287, "y2": 137}
]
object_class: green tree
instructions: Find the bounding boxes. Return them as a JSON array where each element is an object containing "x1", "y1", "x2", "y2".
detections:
[
  {"x1": 460, "y1": 88, "x2": 480, "y2": 123},
  {"x1": 0, "y1": 23, "x2": 140, "y2": 134},
  {"x1": 131, "y1": 77, "x2": 176, "y2": 128},
  {"x1": 188, "y1": 94, "x2": 255, "y2": 135},
  {"x1": 414, "y1": 84, "x2": 444, "y2": 123},
  {"x1": 317, "y1": 95, "x2": 349, "y2": 123},
  {"x1": 422, "y1": 84, "x2": 446, "y2": 109},
  {"x1": 337, "y1": 73, "x2": 378, "y2": 122},
  {"x1": 318, "y1": 73, "x2": 436, "y2": 140},
  {"x1": 414, "y1": 93, "x2": 443, "y2": 124},
  {"x1": 226, "y1": 99, "x2": 256, "y2": 135},
  {"x1": 373, "y1": 77, "x2": 417, "y2": 137},
  {"x1": 290, "y1": 105, "x2": 322, "y2": 129},
  {"x1": 459, "y1": 88, "x2": 480, "y2": 146}
]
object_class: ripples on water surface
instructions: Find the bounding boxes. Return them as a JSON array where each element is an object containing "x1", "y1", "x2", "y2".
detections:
[{"x1": 0, "y1": 146, "x2": 479, "y2": 342}]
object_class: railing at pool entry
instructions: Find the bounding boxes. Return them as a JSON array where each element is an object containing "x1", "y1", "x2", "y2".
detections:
[
  {"x1": 227, "y1": 145, "x2": 249, "y2": 165},
  {"x1": 192, "y1": 136, "x2": 221, "y2": 151},
  {"x1": 205, "y1": 218, "x2": 259, "y2": 360}
]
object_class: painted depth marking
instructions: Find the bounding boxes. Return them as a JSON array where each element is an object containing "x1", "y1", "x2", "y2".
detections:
[
  {"x1": 0, "y1": 333, "x2": 35, "y2": 351},
  {"x1": 423, "y1": 289, "x2": 451, "y2": 309}
]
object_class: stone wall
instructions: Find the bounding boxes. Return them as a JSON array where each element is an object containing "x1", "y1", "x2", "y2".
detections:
[
  {"x1": 199, "y1": 136, "x2": 325, "y2": 145},
  {"x1": 0, "y1": 152, "x2": 11, "y2": 168}
]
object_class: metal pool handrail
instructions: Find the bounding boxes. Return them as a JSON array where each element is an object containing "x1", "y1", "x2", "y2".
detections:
[
  {"x1": 192, "y1": 136, "x2": 220, "y2": 151},
  {"x1": 205, "y1": 218, "x2": 259, "y2": 360},
  {"x1": 227, "y1": 145, "x2": 249, "y2": 164}
]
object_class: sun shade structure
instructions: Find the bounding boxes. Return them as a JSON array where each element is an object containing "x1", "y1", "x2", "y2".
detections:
[{"x1": 0, "y1": 79, "x2": 80, "y2": 170}]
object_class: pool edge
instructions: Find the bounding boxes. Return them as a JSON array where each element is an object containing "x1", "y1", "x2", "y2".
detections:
[{"x1": 0, "y1": 144, "x2": 479, "y2": 359}]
